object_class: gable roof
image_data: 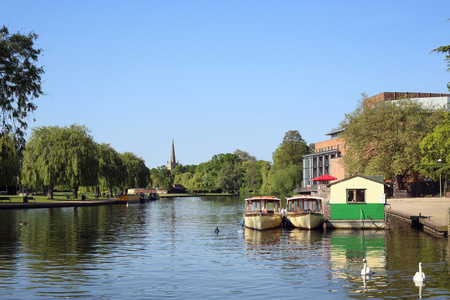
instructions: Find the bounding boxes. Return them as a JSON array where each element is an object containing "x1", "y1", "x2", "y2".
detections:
[{"x1": 328, "y1": 175, "x2": 387, "y2": 187}]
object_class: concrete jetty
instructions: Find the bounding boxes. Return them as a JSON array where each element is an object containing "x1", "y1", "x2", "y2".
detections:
[{"x1": 386, "y1": 197, "x2": 450, "y2": 237}]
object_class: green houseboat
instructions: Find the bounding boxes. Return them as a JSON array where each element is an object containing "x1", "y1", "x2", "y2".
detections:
[{"x1": 327, "y1": 175, "x2": 388, "y2": 229}]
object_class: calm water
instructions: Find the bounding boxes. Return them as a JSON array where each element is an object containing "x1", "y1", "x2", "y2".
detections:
[{"x1": 0, "y1": 195, "x2": 449, "y2": 299}]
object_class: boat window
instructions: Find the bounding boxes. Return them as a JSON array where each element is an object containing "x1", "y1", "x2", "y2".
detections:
[
  {"x1": 299, "y1": 200, "x2": 303, "y2": 211},
  {"x1": 275, "y1": 201, "x2": 279, "y2": 212},
  {"x1": 304, "y1": 201, "x2": 310, "y2": 211},
  {"x1": 256, "y1": 201, "x2": 261, "y2": 211},
  {"x1": 312, "y1": 201, "x2": 317, "y2": 212},
  {"x1": 267, "y1": 201, "x2": 275, "y2": 212},
  {"x1": 294, "y1": 200, "x2": 298, "y2": 211}
]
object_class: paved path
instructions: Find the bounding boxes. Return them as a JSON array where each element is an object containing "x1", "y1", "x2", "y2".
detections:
[{"x1": 387, "y1": 197, "x2": 450, "y2": 236}]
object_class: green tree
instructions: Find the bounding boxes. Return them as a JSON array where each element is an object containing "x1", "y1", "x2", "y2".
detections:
[
  {"x1": 151, "y1": 166, "x2": 173, "y2": 191},
  {"x1": 204, "y1": 153, "x2": 241, "y2": 187},
  {"x1": 22, "y1": 125, "x2": 99, "y2": 199},
  {"x1": 0, "y1": 132, "x2": 20, "y2": 188},
  {"x1": 22, "y1": 126, "x2": 63, "y2": 199},
  {"x1": 1, "y1": 26, "x2": 44, "y2": 147},
  {"x1": 121, "y1": 152, "x2": 150, "y2": 191},
  {"x1": 242, "y1": 161, "x2": 257, "y2": 191},
  {"x1": 97, "y1": 143, "x2": 124, "y2": 197},
  {"x1": 62, "y1": 125, "x2": 98, "y2": 198},
  {"x1": 258, "y1": 161, "x2": 273, "y2": 194},
  {"x1": 341, "y1": 95, "x2": 445, "y2": 192},
  {"x1": 419, "y1": 112, "x2": 450, "y2": 185},
  {"x1": 272, "y1": 130, "x2": 309, "y2": 169},
  {"x1": 215, "y1": 160, "x2": 242, "y2": 193},
  {"x1": 270, "y1": 165, "x2": 302, "y2": 194},
  {"x1": 234, "y1": 149, "x2": 256, "y2": 162}
]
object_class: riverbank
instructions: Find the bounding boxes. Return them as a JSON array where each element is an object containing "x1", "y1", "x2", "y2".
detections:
[
  {"x1": 387, "y1": 197, "x2": 450, "y2": 237},
  {"x1": 0, "y1": 193, "x2": 237, "y2": 209},
  {"x1": 0, "y1": 198, "x2": 133, "y2": 209}
]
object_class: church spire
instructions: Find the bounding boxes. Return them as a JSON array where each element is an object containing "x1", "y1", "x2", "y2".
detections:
[
  {"x1": 167, "y1": 138, "x2": 179, "y2": 171},
  {"x1": 170, "y1": 138, "x2": 176, "y2": 164}
]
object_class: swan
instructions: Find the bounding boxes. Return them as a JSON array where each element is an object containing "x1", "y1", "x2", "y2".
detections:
[
  {"x1": 413, "y1": 262, "x2": 426, "y2": 281},
  {"x1": 361, "y1": 259, "x2": 373, "y2": 275},
  {"x1": 215, "y1": 227, "x2": 220, "y2": 234}
]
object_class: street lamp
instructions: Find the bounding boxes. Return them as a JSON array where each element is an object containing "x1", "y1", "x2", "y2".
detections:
[{"x1": 438, "y1": 159, "x2": 442, "y2": 198}]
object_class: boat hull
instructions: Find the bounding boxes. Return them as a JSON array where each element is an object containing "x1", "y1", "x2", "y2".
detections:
[
  {"x1": 243, "y1": 213, "x2": 282, "y2": 230},
  {"x1": 287, "y1": 212, "x2": 324, "y2": 230}
]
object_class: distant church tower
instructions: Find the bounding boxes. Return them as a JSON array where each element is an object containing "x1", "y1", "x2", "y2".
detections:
[{"x1": 167, "y1": 139, "x2": 179, "y2": 171}]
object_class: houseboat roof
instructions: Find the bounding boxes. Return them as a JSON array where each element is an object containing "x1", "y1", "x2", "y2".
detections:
[
  {"x1": 327, "y1": 175, "x2": 387, "y2": 186},
  {"x1": 245, "y1": 196, "x2": 281, "y2": 201}
]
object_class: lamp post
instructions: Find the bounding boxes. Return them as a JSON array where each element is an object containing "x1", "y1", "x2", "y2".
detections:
[{"x1": 438, "y1": 159, "x2": 442, "y2": 198}]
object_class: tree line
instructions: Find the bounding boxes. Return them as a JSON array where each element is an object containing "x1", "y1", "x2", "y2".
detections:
[
  {"x1": 151, "y1": 130, "x2": 314, "y2": 194},
  {"x1": 1, "y1": 124, "x2": 150, "y2": 199},
  {"x1": 1, "y1": 127, "x2": 313, "y2": 197}
]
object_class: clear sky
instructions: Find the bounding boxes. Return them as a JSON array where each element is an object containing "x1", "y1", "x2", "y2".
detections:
[{"x1": 2, "y1": 1, "x2": 449, "y2": 169}]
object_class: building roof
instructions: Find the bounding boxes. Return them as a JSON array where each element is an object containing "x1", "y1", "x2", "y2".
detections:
[{"x1": 328, "y1": 175, "x2": 386, "y2": 187}]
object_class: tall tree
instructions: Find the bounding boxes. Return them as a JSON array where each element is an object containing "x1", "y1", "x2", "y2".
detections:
[
  {"x1": 22, "y1": 126, "x2": 62, "y2": 199},
  {"x1": 0, "y1": 26, "x2": 44, "y2": 147},
  {"x1": 121, "y1": 152, "x2": 150, "y2": 190},
  {"x1": 97, "y1": 143, "x2": 124, "y2": 197},
  {"x1": 0, "y1": 132, "x2": 20, "y2": 188},
  {"x1": 62, "y1": 125, "x2": 98, "y2": 198},
  {"x1": 272, "y1": 130, "x2": 309, "y2": 169},
  {"x1": 341, "y1": 95, "x2": 445, "y2": 192}
]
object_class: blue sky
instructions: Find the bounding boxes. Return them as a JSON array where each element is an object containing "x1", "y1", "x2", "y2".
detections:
[{"x1": 2, "y1": 1, "x2": 449, "y2": 168}]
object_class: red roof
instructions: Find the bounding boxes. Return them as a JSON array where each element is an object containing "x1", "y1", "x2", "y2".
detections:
[{"x1": 311, "y1": 174, "x2": 337, "y2": 181}]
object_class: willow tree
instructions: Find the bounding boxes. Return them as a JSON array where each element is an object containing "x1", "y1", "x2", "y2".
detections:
[
  {"x1": 61, "y1": 124, "x2": 98, "y2": 198},
  {"x1": 97, "y1": 143, "x2": 124, "y2": 197},
  {"x1": 340, "y1": 95, "x2": 445, "y2": 192},
  {"x1": 22, "y1": 126, "x2": 63, "y2": 199},
  {"x1": 121, "y1": 152, "x2": 150, "y2": 193},
  {"x1": 22, "y1": 125, "x2": 98, "y2": 199},
  {"x1": 1, "y1": 26, "x2": 44, "y2": 147},
  {"x1": 0, "y1": 133, "x2": 20, "y2": 189}
]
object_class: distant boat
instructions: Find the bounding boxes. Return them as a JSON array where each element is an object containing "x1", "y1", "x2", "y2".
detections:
[
  {"x1": 139, "y1": 193, "x2": 159, "y2": 202},
  {"x1": 243, "y1": 196, "x2": 282, "y2": 230},
  {"x1": 285, "y1": 195, "x2": 324, "y2": 230}
]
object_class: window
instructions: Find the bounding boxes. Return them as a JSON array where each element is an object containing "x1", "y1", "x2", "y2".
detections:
[
  {"x1": 347, "y1": 189, "x2": 366, "y2": 203},
  {"x1": 267, "y1": 201, "x2": 275, "y2": 212}
]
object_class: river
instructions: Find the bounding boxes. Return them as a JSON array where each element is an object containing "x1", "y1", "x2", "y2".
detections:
[{"x1": 0, "y1": 195, "x2": 449, "y2": 299}]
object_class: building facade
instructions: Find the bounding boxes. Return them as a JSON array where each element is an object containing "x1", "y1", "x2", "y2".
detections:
[
  {"x1": 302, "y1": 127, "x2": 345, "y2": 188},
  {"x1": 301, "y1": 91, "x2": 450, "y2": 195}
]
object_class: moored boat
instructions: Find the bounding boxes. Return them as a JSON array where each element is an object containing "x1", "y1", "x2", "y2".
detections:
[
  {"x1": 243, "y1": 196, "x2": 282, "y2": 230},
  {"x1": 285, "y1": 195, "x2": 324, "y2": 230}
]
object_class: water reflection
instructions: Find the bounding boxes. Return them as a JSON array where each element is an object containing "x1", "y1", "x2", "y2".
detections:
[{"x1": 0, "y1": 197, "x2": 449, "y2": 299}]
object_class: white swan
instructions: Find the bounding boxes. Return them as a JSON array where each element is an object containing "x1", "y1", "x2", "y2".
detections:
[
  {"x1": 361, "y1": 259, "x2": 373, "y2": 275},
  {"x1": 413, "y1": 262, "x2": 426, "y2": 281}
]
